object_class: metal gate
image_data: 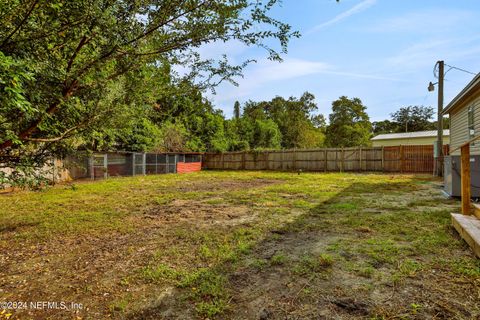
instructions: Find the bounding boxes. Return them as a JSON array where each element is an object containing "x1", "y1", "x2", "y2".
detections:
[
  {"x1": 91, "y1": 154, "x2": 107, "y2": 179},
  {"x1": 167, "y1": 154, "x2": 177, "y2": 173},
  {"x1": 133, "y1": 153, "x2": 145, "y2": 176}
]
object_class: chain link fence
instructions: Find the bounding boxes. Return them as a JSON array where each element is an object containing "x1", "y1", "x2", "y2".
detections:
[{"x1": 63, "y1": 152, "x2": 202, "y2": 180}]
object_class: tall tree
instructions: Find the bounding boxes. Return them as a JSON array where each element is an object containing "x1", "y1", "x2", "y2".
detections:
[
  {"x1": 0, "y1": 0, "x2": 298, "y2": 162},
  {"x1": 251, "y1": 119, "x2": 282, "y2": 149},
  {"x1": 242, "y1": 92, "x2": 325, "y2": 149},
  {"x1": 372, "y1": 120, "x2": 400, "y2": 135},
  {"x1": 233, "y1": 101, "x2": 241, "y2": 119},
  {"x1": 325, "y1": 96, "x2": 372, "y2": 147},
  {"x1": 390, "y1": 106, "x2": 435, "y2": 132}
]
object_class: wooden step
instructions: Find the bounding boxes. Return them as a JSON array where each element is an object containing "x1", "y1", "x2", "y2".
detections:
[
  {"x1": 451, "y1": 213, "x2": 480, "y2": 258},
  {"x1": 472, "y1": 203, "x2": 480, "y2": 219}
]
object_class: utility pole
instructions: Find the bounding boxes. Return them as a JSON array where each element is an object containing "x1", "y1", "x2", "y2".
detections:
[{"x1": 435, "y1": 60, "x2": 444, "y2": 177}]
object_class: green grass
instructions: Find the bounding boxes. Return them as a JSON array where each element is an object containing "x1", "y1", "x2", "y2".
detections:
[
  {"x1": 270, "y1": 252, "x2": 288, "y2": 265},
  {"x1": 294, "y1": 253, "x2": 335, "y2": 276},
  {"x1": 1, "y1": 171, "x2": 478, "y2": 319}
]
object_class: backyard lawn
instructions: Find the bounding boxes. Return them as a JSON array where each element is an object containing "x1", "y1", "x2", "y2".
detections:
[{"x1": 1, "y1": 171, "x2": 479, "y2": 319}]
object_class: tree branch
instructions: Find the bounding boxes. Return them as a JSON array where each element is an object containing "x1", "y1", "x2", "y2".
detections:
[
  {"x1": 5, "y1": 17, "x2": 87, "y2": 47},
  {"x1": 76, "y1": 0, "x2": 210, "y2": 79},
  {"x1": 0, "y1": 80, "x2": 78, "y2": 150},
  {"x1": 132, "y1": 33, "x2": 231, "y2": 57},
  {"x1": 124, "y1": 0, "x2": 207, "y2": 46},
  {"x1": 66, "y1": 35, "x2": 88, "y2": 75},
  {"x1": 0, "y1": 0, "x2": 39, "y2": 48},
  {"x1": 23, "y1": 124, "x2": 82, "y2": 142}
]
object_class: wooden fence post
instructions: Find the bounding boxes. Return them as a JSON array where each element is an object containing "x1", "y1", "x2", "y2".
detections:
[
  {"x1": 265, "y1": 151, "x2": 269, "y2": 170},
  {"x1": 335, "y1": 149, "x2": 338, "y2": 172},
  {"x1": 461, "y1": 144, "x2": 471, "y2": 215},
  {"x1": 400, "y1": 145, "x2": 404, "y2": 173},
  {"x1": 324, "y1": 149, "x2": 327, "y2": 172},
  {"x1": 242, "y1": 151, "x2": 246, "y2": 170},
  {"x1": 381, "y1": 146, "x2": 385, "y2": 172},
  {"x1": 341, "y1": 148, "x2": 344, "y2": 172},
  {"x1": 359, "y1": 147, "x2": 362, "y2": 171},
  {"x1": 293, "y1": 149, "x2": 297, "y2": 171}
]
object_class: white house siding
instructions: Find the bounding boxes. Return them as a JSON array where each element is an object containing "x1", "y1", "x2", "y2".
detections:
[{"x1": 450, "y1": 95, "x2": 480, "y2": 155}]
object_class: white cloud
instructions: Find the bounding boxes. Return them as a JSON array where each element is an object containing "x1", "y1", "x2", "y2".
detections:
[
  {"x1": 387, "y1": 36, "x2": 480, "y2": 70},
  {"x1": 306, "y1": 0, "x2": 377, "y2": 34},
  {"x1": 248, "y1": 58, "x2": 331, "y2": 83},
  {"x1": 207, "y1": 58, "x2": 331, "y2": 103},
  {"x1": 195, "y1": 39, "x2": 249, "y2": 62},
  {"x1": 207, "y1": 57, "x2": 406, "y2": 106},
  {"x1": 366, "y1": 9, "x2": 472, "y2": 33},
  {"x1": 387, "y1": 39, "x2": 452, "y2": 67},
  {"x1": 321, "y1": 70, "x2": 403, "y2": 82}
]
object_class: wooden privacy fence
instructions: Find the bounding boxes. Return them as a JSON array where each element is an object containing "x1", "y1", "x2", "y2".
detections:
[{"x1": 203, "y1": 145, "x2": 449, "y2": 173}]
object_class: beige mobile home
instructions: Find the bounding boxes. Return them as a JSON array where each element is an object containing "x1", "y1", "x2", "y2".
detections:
[
  {"x1": 442, "y1": 73, "x2": 480, "y2": 197},
  {"x1": 371, "y1": 130, "x2": 450, "y2": 147}
]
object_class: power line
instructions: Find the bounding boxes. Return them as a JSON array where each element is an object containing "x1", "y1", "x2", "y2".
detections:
[
  {"x1": 434, "y1": 62, "x2": 478, "y2": 78},
  {"x1": 445, "y1": 63, "x2": 478, "y2": 76}
]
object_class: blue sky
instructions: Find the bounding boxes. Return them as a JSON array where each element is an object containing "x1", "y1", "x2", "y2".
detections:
[{"x1": 200, "y1": 0, "x2": 480, "y2": 122}]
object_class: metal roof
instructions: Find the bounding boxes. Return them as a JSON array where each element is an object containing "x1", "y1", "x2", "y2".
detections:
[
  {"x1": 442, "y1": 73, "x2": 480, "y2": 115},
  {"x1": 371, "y1": 130, "x2": 450, "y2": 141}
]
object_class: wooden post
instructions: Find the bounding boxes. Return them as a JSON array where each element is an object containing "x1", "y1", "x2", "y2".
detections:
[
  {"x1": 400, "y1": 145, "x2": 404, "y2": 173},
  {"x1": 341, "y1": 148, "x2": 344, "y2": 172},
  {"x1": 461, "y1": 144, "x2": 471, "y2": 215},
  {"x1": 359, "y1": 147, "x2": 362, "y2": 172},
  {"x1": 265, "y1": 151, "x2": 269, "y2": 170},
  {"x1": 242, "y1": 151, "x2": 246, "y2": 170},
  {"x1": 335, "y1": 149, "x2": 338, "y2": 172},
  {"x1": 435, "y1": 61, "x2": 444, "y2": 177},
  {"x1": 221, "y1": 152, "x2": 225, "y2": 170},
  {"x1": 293, "y1": 149, "x2": 297, "y2": 171},
  {"x1": 381, "y1": 146, "x2": 385, "y2": 172},
  {"x1": 324, "y1": 149, "x2": 327, "y2": 172}
]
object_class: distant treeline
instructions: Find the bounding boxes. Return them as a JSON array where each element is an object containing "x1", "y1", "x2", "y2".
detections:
[{"x1": 90, "y1": 85, "x2": 444, "y2": 153}]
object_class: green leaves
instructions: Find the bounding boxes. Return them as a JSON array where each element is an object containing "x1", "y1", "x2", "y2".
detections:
[
  {"x1": 0, "y1": 0, "x2": 297, "y2": 153},
  {"x1": 0, "y1": 52, "x2": 37, "y2": 145},
  {"x1": 0, "y1": 0, "x2": 301, "y2": 187},
  {"x1": 325, "y1": 96, "x2": 372, "y2": 147},
  {"x1": 236, "y1": 92, "x2": 325, "y2": 149}
]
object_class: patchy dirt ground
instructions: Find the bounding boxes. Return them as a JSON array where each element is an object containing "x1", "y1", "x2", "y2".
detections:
[{"x1": 1, "y1": 171, "x2": 479, "y2": 320}]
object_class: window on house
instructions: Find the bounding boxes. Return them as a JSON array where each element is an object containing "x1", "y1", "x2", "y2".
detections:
[{"x1": 468, "y1": 105, "x2": 475, "y2": 139}]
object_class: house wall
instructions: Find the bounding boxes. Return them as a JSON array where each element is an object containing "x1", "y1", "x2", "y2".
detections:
[
  {"x1": 450, "y1": 94, "x2": 480, "y2": 155},
  {"x1": 372, "y1": 136, "x2": 450, "y2": 147}
]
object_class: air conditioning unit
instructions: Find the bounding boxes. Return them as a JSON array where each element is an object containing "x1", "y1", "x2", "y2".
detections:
[{"x1": 444, "y1": 155, "x2": 480, "y2": 197}]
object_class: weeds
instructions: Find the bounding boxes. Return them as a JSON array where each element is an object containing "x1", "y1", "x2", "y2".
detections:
[
  {"x1": 294, "y1": 253, "x2": 334, "y2": 275},
  {"x1": 271, "y1": 252, "x2": 287, "y2": 265}
]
